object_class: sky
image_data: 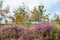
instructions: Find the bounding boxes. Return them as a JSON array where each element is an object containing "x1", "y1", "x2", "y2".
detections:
[{"x1": 0, "y1": 0, "x2": 60, "y2": 20}]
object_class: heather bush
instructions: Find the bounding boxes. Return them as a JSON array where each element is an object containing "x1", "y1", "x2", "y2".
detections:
[
  {"x1": 0, "y1": 23, "x2": 58, "y2": 40},
  {"x1": 53, "y1": 28, "x2": 60, "y2": 40},
  {"x1": 33, "y1": 23, "x2": 55, "y2": 40},
  {"x1": 0, "y1": 24, "x2": 26, "y2": 40}
]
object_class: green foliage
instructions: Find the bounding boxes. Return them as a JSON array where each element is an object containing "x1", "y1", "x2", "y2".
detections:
[
  {"x1": 0, "y1": 24, "x2": 5, "y2": 28},
  {"x1": 23, "y1": 21, "x2": 30, "y2": 28}
]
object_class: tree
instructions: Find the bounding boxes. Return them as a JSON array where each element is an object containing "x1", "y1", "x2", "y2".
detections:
[
  {"x1": 10, "y1": 6, "x2": 29, "y2": 25},
  {"x1": 31, "y1": 5, "x2": 45, "y2": 22},
  {"x1": 31, "y1": 5, "x2": 50, "y2": 24},
  {"x1": 31, "y1": 7, "x2": 39, "y2": 21},
  {"x1": 52, "y1": 13, "x2": 60, "y2": 24},
  {"x1": 37, "y1": 5, "x2": 45, "y2": 21},
  {"x1": 0, "y1": 1, "x2": 10, "y2": 24},
  {"x1": 54, "y1": 13, "x2": 60, "y2": 21},
  {"x1": 0, "y1": 1, "x2": 2, "y2": 9}
]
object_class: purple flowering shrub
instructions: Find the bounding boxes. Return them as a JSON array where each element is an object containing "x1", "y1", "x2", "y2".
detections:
[
  {"x1": 0, "y1": 24, "x2": 56, "y2": 40},
  {"x1": 33, "y1": 23, "x2": 55, "y2": 40},
  {"x1": 0, "y1": 24, "x2": 26, "y2": 40},
  {"x1": 34, "y1": 23, "x2": 54, "y2": 34}
]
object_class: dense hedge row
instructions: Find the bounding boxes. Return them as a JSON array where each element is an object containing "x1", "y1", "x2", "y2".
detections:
[{"x1": 0, "y1": 24, "x2": 60, "y2": 40}]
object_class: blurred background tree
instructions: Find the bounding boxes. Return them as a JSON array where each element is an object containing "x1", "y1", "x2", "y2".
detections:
[
  {"x1": 0, "y1": 1, "x2": 10, "y2": 24},
  {"x1": 9, "y1": 4, "x2": 50, "y2": 27},
  {"x1": 52, "y1": 13, "x2": 60, "y2": 24},
  {"x1": 9, "y1": 6, "x2": 29, "y2": 26},
  {"x1": 0, "y1": 1, "x2": 10, "y2": 27},
  {"x1": 0, "y1": 2, "x2": 50, "y2": 27},
  {"x1": 31, "y1": 5, "x2": 50, "y2": 24}
]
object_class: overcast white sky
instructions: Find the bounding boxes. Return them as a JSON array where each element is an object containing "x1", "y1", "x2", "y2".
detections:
[{"x1": 1, "y1": 0, "x2": 60, "y2": 20}]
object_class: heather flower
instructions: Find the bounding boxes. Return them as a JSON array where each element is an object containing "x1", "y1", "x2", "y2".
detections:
[
  {"x1": 0, "y1": 24, "x2": 55, "y2": 40},
  {"x1": 34, "y1": 23, "x2": 54, "y2": 33},
  {"x1": 0, "y1": 24, "x2": 20, "y2": 40}
]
